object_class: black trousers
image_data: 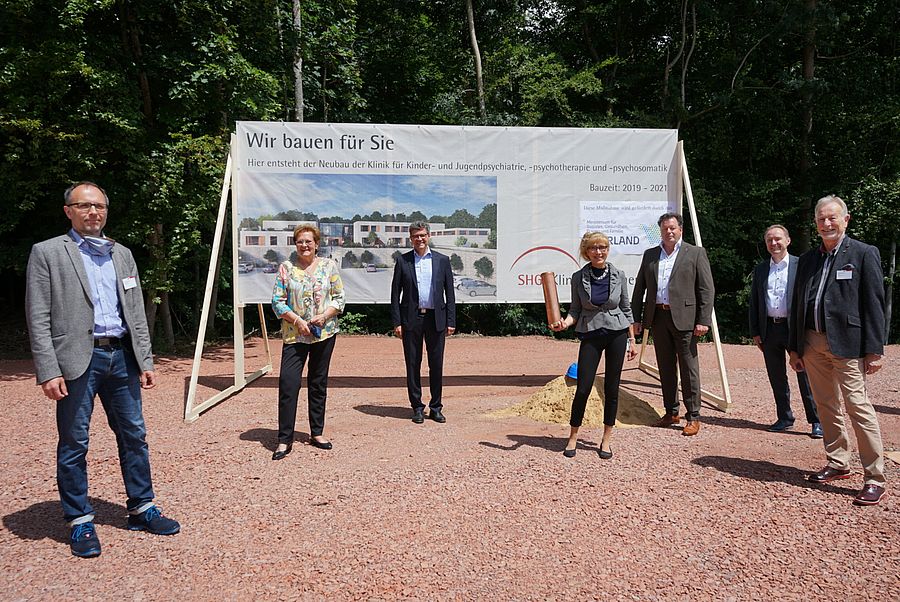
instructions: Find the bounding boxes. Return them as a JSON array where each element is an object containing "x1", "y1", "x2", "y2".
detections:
[
  {"x1": 651, "y1": 308, "x2": 702, "y2": 419},
  {"x1": 570, "y1": 329, "x2": 629, "y2": 427},
  {"x1": 401, "y1": 310, "x2": 446, "y2": 411},
  {"x1": 277, "y1": 336, "x2": 336, "y2": 443},
  {"x1": 763, "y1": 319, "x2": 819, "y2": 424}
]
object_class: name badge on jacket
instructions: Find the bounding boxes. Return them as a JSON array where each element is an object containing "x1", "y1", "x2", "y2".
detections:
[
  {"x1": 122, "y1": 276, "x2": 138, "y2": 290},
  {"x1": 836, "y1": 263, "x2": 854, "y2": 281}
]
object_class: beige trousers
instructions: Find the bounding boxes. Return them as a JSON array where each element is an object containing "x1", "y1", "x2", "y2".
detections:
[{"x1": 802, "y1": 331, "x2": 885, "y2": 486}]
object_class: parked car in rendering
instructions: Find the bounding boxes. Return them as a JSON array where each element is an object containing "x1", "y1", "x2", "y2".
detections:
[
  {"x1": 459, "y1": 280, "x2": 497, "y2": 297},
  {"x1": 238, "y1": 262, "x2": 255, "y2": 273},
  {"x1": 453, "y1": 276, "x2": 477, "y2": 289},
  {"x1": 262, "y1": 263, "x2": 278, "y2": 273},
  {"x1": 365, "y1": 264, "x2": 378, "y2": 272}
]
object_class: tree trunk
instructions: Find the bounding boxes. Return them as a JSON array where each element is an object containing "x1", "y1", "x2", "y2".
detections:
[
  {"x1": 662, "y1": 0, "x2": 688, "y2": 111},
  {"x1": 274, "y1": 0, "x2": 290, "y2": 120},
  {"x1": 118, "y1": 0, "x2": 153, "y2": 123},
  {"x1": 144, "y1": 289, "x2": 158, "y2": 342},
  {"x1": 575, "y1": 0, "x2": 600, "y2": 63},
  {"x1": 796, "y1": 0, "x2": 816, "y2": 251},
  {"x1": 292, "y1": 0, "x2": 304, "y2": 122},
  {"x1": 159, "y1": 289, "x2": 175, "y2": 348},
  {"x1": 465, "y1": 0, "x2": 486, "y2": 122},
  {"x1": 676, "y1": 2, "x2": 697, "y2": 130}
]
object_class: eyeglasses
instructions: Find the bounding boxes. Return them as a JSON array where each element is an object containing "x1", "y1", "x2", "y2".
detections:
[
  {"x1": 295, "y1": 240, "x2": 316, "y2": 246},
  {"x1": 587, "y1": 245, "x2": 609, "y2": 252},
  {"x1": 67, "y1": 202, "x2": 108, "y2": 213}
]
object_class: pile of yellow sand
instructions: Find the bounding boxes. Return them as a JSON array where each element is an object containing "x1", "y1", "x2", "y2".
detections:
[{"x1": 494, "y1": 375, "x2": 662, "y2": 428}]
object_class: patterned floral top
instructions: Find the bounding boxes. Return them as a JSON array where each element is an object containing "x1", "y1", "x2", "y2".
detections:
[{"x1": 271, "y1": 258, "x2": 345, "y2": 344}]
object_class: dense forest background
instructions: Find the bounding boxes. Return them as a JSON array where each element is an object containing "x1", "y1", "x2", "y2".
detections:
[{"x1": 1, "y1": 0, "x2": 897, "y2": 351}]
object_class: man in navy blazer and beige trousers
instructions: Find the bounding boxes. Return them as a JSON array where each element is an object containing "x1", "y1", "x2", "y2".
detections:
[
  {"x1": 789, "y1": 195, "x2": 887, "y2": 506},
  {"x1": 26, "y1": 182, "x2": 179, "y2": 557},
  {"x1": 748, "y1": 225, "x2": 821, "y2": 437},
  {"x1": 390, "y1": 221, "x2": 456, "y2": 424}
]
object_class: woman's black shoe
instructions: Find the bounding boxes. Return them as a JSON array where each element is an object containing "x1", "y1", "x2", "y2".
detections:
[
  {"x1": 309, "y1": 437, "x2": 333, "y2": 450},
  {"x1": 563, "y1": 448, "x2": 576, "y2": 458},
  {"x1": 272, "y1": 444, "x2": 292, "y2": 460},
  {"x1": 598, "y1": 448, "x2": 613, "y2": 460}
]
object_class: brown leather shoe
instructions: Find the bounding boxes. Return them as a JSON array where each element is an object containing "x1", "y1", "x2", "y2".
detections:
[
  {"x1": 682, "y1": 420, "x2": 700, "y2": 436},
  {"x1": 853, "y1": 484, "x2": 886, "y2": 506},
  {"x1": 652, "y1": 413, "x2": 681, "y2": 427},
  {"x1": 807, "y1": 466, "x2": 852, "y2": 483}
]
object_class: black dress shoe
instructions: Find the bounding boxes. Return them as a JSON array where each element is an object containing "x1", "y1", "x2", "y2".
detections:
[
  {"x1": 412, "y1": 409, "x2": 425, "y2": 424},
  {"x1": 309, "y1": 437, "x2": 333, "y2": 450},
  {"x1": 563, "y1": 448, "x2": 576, "y2": 458},
  {"x1": 768, "y1": 419, "x2": 795, "y2": 432},
  {"x1": 272, "y1": 444, "x2": 292, "y2": 460},
  {"x1": 429, "y1": 410, "x2": 446, "y2": 423},
  {"x1": 599, "y1": 448, "x2": 613, "y2": 460}
]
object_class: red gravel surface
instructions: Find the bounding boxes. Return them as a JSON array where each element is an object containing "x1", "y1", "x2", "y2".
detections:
[{"x1": 1, "y1": 335, "x2": 898, "y2": 600}]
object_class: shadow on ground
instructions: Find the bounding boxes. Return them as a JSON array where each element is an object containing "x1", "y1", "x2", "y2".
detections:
[
  {"x1": 353, "y1": 404, "x2": 412, "y2": 420},
  {"x1": 693, "y1": 455, "x2": 855, "y2": 496},
  {"x1": 3, "y1": 497, "x2": 130, "y2": 544},
  {"x1": 479, "y1": 434, "x2": 600, "y2": 454}
]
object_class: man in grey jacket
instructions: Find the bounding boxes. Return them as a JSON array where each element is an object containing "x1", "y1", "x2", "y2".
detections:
[{"x1": 26, "y1": 182, "x2": 179, "y2": 557}]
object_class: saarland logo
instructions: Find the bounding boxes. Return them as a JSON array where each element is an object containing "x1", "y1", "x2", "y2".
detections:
[{"x1": 510, "y1": 245, "x2": 580, "y2": 286}]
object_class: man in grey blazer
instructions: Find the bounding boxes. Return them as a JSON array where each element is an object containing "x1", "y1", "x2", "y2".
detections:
[
  {"x1": 748, "y1": 225, "x2": 821, "y2": 437},
  {"x1": 632, "y1": 213, "x2": 715, "y2": 436},
  {"x1": 788, "y1": 195, "x2": 887, "y2": 506},
  {"x1": 390, "y1": 221, "x2": 456, "y2": 423},
  {"x1": 26, "y1": 182, "x2": 179, "y2": 557}
]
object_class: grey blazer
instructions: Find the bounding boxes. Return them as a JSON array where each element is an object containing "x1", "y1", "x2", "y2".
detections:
[
  {"x1": 25, "y1": 233, "x2": 154, "y2": 384},
  {"x1": 568, "y1": 263, "x2": 634, "y2": 334}
]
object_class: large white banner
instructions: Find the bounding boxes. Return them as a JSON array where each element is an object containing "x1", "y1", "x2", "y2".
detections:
[{"x1": 233, "y1": 122, "x2": 679, "y2": 305}]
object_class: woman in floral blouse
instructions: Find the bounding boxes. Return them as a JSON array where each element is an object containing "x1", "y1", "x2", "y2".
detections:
[{"x1": 271, "y1": 225, "x2": 345, "y2": 460}]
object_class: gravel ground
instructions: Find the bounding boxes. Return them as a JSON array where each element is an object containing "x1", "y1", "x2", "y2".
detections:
[{"x1": 1, "y1": 335, "x2": 897, "y2": 601}]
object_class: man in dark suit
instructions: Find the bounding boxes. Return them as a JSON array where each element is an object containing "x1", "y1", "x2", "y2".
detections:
[
  {"x1": 632, "y1": 213, "x2": 715, "y2": 436},
  {"x1": 788, "y1": 195, "x2": 887, "y2": 506},
  {"x1": 390, "y1": 221, "x2": 456, "y2": 423},
  {"x1": 25, "y1": 182, "x2": 179, "y2": 558},
  {"x1": 749, "y1": 225, "x2": 821, "y2": 437}
]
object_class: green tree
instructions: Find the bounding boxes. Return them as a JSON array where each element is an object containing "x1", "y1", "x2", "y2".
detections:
[
  {"x1": 474, "y1": 256, "x2": 493, "y2": 279},
  {"x1": 343, "y1": 250, "x2": 359, "y2": 268},
  {"x1": 450, "y1": 253, "x2": 463, "y2": 273}
]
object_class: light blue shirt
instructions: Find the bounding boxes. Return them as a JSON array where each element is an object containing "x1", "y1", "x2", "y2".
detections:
[
  {"x1": 70, "y1": 229, "x2": 128, "y2": 339},
  {"x1": 414, "y1": 250, "x2": 434, "y2": 309},
  {"x1": 656, "y1": 238, "x2": 683, "y2": 304}
]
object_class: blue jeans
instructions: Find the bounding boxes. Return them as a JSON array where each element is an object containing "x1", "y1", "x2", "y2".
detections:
[{"x1": 56, "y1": 346, "x2": 155, "y2": 523}]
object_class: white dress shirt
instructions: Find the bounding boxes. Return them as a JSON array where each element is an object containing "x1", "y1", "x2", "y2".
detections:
[
  {"x1": 656, "y1": 238, "x2": 682, "y2": 304},
  {"x1": 765, "y1": 257, "x2": 789, "y2": 318}
]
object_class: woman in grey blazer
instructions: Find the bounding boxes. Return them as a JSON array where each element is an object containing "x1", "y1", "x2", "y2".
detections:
[{"x1": 551, "y1": 232, "x2": 637, "y2": 459}]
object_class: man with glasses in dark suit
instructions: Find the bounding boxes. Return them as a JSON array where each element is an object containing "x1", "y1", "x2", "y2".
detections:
[{"x1": 390, "y1": 220, "x2": 456, "y2": 424}]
